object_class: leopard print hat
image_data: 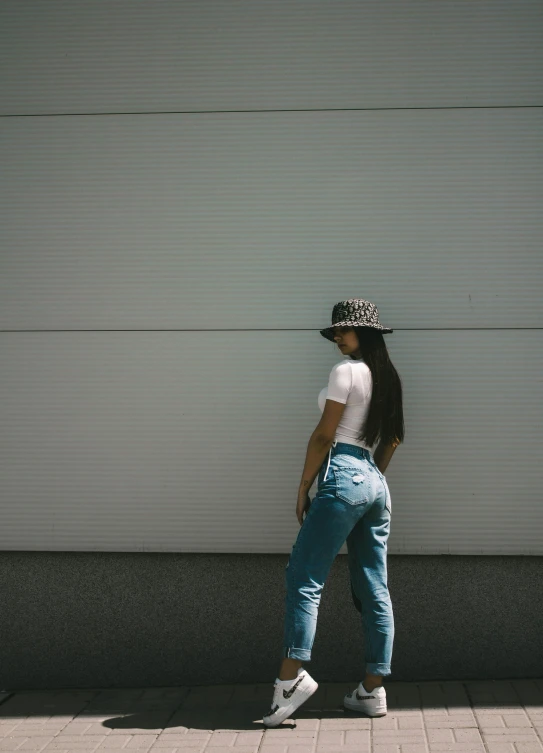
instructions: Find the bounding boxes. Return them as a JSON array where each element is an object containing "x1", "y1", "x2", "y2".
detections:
[{"x1": 320, "y1": 299, "x2": 393, "y2": 342}]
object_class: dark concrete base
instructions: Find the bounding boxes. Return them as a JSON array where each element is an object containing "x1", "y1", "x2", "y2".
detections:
[{"x1": 2, "y1": 553, "x2": 542, "y2": 691}]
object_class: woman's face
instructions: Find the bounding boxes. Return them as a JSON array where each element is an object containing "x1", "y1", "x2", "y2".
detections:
[{"x1": 331, "y1": 326, "x2": 362, "y2": 359}]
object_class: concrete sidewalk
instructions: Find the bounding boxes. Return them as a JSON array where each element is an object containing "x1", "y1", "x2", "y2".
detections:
[{"x1": 0, "y1": 678, "x2": 542, "y2": 752}]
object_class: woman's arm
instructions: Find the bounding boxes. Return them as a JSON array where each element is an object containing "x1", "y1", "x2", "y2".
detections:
[
  {"x1": 297, "y1": 399, "x2": 347, "y2": 495},
  {"x1": 373, "y1": 440, "x2": 399, "y2": 474},
  {"x1": 298, "y1": 430, "x2": 335, "y2": 497}
]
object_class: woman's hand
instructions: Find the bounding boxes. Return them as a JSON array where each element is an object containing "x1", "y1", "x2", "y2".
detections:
[{"x1": 296, "y1": 489, "x2": 311, "y2": 526}]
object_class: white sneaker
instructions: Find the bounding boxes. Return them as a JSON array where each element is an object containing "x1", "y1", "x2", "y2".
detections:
[
  {"x1": 262, "y1": 668, "x2": 319, "y2": 727},
  {"x1": 343, "y1": 681, "x2": 387, "y2": 716}
]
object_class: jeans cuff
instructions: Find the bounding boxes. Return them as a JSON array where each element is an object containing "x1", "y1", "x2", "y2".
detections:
[
  {"x1": 366, "y1": 662, "x2": 391, "y2": 676},
  {"x1": 284, "y1": 646, "x2": 312, "y2": 661}
]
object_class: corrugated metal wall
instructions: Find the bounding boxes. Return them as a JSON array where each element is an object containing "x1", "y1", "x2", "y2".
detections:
[{"x1": 1, "y1": 0, "x2": 542, "y2": 555}]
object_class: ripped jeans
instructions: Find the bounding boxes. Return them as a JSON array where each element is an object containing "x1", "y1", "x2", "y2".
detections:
[{"x1": 283, "y1": 440, "x2": 394, "y2": 676}]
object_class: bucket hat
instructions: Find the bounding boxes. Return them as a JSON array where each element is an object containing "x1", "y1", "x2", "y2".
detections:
[{"x1": 320, "y1": 299, "x2": 393, "y2": 342}]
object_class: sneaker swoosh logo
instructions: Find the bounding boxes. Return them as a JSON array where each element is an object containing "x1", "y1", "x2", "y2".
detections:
[
  {"x1": 283, "y1": 675, "x2": 304, "y2": 699},
  {"x1": 356, "y1": 691, "x2": 376, "y2": 700}
]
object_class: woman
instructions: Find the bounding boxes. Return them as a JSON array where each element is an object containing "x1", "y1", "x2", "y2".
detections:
[{"x1": 263, "y1": 299, "x2": 404, "y2": 727}]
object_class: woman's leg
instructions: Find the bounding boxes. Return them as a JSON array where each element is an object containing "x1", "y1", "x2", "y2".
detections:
[
  {"x1": 346, "y1": 502, "x2": 394, "y2": 682},
  {"x1": 278, "y1": 657, "x2": 303, "y2": 680},
  {"x1": 282, "y1": 490, "x2": 360, "y2": 668}
]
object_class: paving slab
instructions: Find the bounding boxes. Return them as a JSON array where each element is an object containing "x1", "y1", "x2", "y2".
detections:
[{"x1": 0, "y1": 679, "x2": 541, "y2": 752}]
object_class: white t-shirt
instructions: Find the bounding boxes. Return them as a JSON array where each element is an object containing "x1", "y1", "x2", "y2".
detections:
[{"x1": 318, "y1": 357, "x2": 374, "y2": 451}]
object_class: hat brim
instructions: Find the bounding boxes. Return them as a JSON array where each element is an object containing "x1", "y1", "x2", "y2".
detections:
[{"x1": 320, "y1": 322, "x2": 393, "y2": 341}]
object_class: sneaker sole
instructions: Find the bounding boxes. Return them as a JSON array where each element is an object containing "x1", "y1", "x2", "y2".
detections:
[
  {"x1": 343, "y1": 694, "x2": 387, "y2": 717},
  {"x1": 262, "y1": 678, "x2": 319, "y2": 727}
]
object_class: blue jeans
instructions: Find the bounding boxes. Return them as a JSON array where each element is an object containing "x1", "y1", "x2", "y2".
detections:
[{"x1": 283, "y1": 440, "x2": 394, "y2": 677}]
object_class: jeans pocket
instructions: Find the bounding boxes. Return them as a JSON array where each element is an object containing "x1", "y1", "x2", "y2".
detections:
[{"x1": 332, "y1": 467, "x2": 372, "y2": 506}]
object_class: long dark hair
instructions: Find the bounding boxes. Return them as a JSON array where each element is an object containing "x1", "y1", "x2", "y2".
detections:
[{"x1": 350, "y1": 327, "x2": 405, "y2": 448}]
